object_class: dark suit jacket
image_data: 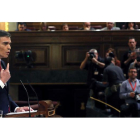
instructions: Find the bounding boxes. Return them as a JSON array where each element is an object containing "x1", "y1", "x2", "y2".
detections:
[{"x1": 0, "y1": 60, "x2": 18, "y2": 114}]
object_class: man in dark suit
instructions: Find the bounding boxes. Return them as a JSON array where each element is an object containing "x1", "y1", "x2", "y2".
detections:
[
  {"x1": 0, "y1": 30, "x2": 32, "y2": 115},
  {"x1": 15, "y1": 22, "x2": 31, "y2": 31}
]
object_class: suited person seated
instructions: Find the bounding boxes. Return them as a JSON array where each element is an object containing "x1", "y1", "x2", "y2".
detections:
[
  {"x1": 79, "y1": 22, "x2": 95, "y2": 30},
  {"x1": 15, "y1": 22, "x2": 31, "y2": 31},
  {"x1": 101, "y1": 22, "x2": 120, "y2": 31},
  {"x1": 0, "y1": 30, "x2": 33, "y2": 115},
  {"x1": 124, "y1": 22, "x2": 138, "y2": 30}
]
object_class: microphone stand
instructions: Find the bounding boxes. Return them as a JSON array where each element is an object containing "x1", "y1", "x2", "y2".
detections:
[
  {"x1": 20, "y1": 80, "x2": 31, "y2": 117},
  {"x1": 27, "y1": 80, "x2": 40, "y2": 110}
]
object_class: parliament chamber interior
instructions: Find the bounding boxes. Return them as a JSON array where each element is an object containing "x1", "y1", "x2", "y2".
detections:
[{"x1": 1, "y1": 22, "x2": 140, "y2": 117}]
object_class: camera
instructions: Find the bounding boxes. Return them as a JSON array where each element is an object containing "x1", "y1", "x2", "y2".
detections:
[
  {"x1": 109, "y1": 52, "x2": 115, "y2": 58},
  {"x1": 15, "y1": 50, "x2": 33, "y2": 68},
  {"x1": 137, "y1": 57, "x2": 140, "y2": 62},
  {"x1": 135, "y1": 92, "x2": 140, "y2": 101},
  {"x1": 89, "y1": 52, "x2": 96, "y2": 60}
]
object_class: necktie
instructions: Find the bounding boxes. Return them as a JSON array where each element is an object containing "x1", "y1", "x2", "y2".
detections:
[{"x1": 8, "y1": 106, "x2": 10, "y2": 113}]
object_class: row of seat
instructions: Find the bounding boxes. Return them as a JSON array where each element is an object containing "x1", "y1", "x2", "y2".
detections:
[{"x1": 27, "y1": 24, "x2": 139, "y2": 31}]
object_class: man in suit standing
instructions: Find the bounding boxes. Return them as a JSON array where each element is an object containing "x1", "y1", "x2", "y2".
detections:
[{"x1": 0, "y1": 30, "x2": 32, "y2": 114}]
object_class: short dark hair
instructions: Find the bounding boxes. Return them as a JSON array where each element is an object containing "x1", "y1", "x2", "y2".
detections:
[
  {"x1": 62, "y1": 23, "x2": 68, "y2": 29},
  {"x1": 128, "y1": 67, "x2": 137, "y2": 72},
  {"x1": 128, "y1": 37, "x2": 136, "y2": 42},
  {"x1": 0, "y1": 30, "x2": 11, "y2": 38},
  {"x1": 18, "y1": 22, "x2": 26, "y2": 26}
]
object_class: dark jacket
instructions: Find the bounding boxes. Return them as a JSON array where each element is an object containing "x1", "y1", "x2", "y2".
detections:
[{"x1": 0, "y1": 60, "x2": 18, "y2": 114}]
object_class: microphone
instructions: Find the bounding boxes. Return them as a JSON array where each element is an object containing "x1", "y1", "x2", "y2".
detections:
[
  {"x1": 27, "y1": 80, "x2": 39, "y2": 110},
  {"x1": 20, "y1": 80, "x2": 31, "y2": 117}
]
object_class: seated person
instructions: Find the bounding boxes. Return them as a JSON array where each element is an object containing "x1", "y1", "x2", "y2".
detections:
[
  {"x1": 79, "y1": 22, "x2": 95, "y2": 30},
  {"x1": 125, "y1": 22, "x2": 137, "y2": 30},
  {"x1": 101, "y1": 22, "x2": 120, "y2": 30},
  {"x1": 62, "y1": 23, "x2": 69, "y2": 31},
  {"x1": 105, "y1": 48, "x2": 121, "y2": 67},
  {"x1": 38, "y1": 22, "x2": 50, "y2": 31},
  {"x1": 15, "y1": 22, "x2": 31, "y2": 31},
  {"x1": 120, "y1": 67, "x2": 140, "y2": 117}
]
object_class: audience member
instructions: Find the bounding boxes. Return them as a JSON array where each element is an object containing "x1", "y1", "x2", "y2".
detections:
[
  {"x1": 24, "y1": 23, "x2": 31, "y2": 31},
  {"x1": 16, "y1": 22, "x2": 31, "y2": 31},
  {"x1": 101, "y1": 22, "x2": 120, "y2": 30},
  {"x1": 105, "y1": 48, "x2": 121, "y2": 67},
  {"x1": 120, "y1": 67, "x2": 140, "y2": 117},
  {"x1": 121, "y1": 37, "x2": 137, "y2": 78},
  {"x1": 62, "y1": 23, "x2": 69, "y2": 31},
  {"x1": 79, "y1": 22, "x2": 95, "y2": 31},
  {"x1": 125, "y1": 22, "x2": 137, "y2": 30},
  {"x1": 39, "y1": 22, "x2": 50, "y2": 31}
]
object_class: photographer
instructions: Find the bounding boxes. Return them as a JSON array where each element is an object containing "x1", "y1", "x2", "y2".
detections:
[
  {"x1": 80, "y1": 49, "x2": 105, "y2": 87},
  {"x1": 80, "y1": 49, "x2": 105, "y2": 117},
  {"x1": 105, "y1": 48, "x2": 121, "y2": 67},
  {"x1": 120, "y1": 67, "x2": 140, "y2": 117},
  {"x1": 129, "y1": 57, "x2": 140, "y2": 79}
]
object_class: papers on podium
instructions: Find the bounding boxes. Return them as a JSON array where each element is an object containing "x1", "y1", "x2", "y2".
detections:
[{"x1": 6, "y1": 110, "x2": 37, "y2": 115}]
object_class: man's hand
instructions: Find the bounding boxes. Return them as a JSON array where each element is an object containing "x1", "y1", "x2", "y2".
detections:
[
  {"x1": 134, "y1": 59, "x2": 137, "y2": 64},
  {"x1": 0, "y1": 63, "x2": 11, "y2": 84},
  {"x1": 85, "y1": 52, "x2": 90, "y2": 59},
  {"x1": 129, "y1": 92, "x2": 135, "y2": 98},
  {"x1": 16, "y1": 106, "x2": 34, "y2": 112},
  {"x1": 80, "y1": 52, "x2": 90, "y2": 70}
]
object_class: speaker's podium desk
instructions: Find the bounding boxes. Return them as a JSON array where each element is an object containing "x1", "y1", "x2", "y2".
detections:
[{"x1": 5, "y1": 100, "x2": 61, "y2": 118}]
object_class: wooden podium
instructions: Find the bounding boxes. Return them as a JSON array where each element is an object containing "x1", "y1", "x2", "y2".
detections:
[{"x1": 5, "y1": 100, "x2": 59, "y2": 118}]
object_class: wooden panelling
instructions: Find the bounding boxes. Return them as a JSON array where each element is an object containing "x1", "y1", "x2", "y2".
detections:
[
  {"x1": 7, "y1": 30, "x2": 140, "y2": 84},
  {"x1": 61, "y1": 45, "x2": 101, "y2": 67},
  {"x1": 117, "y1": 47, "x2": 129, "y2": 61},
  {"x1": 10, "y1": 44, "x2": 50, "y2": 69}
]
